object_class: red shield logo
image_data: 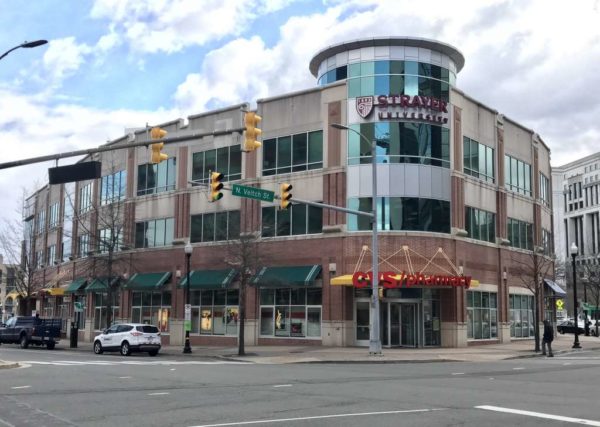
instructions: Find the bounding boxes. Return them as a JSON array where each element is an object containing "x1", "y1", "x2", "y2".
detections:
[{"x1": 356, "y1": 96, "x2": 374, "y2": 118}]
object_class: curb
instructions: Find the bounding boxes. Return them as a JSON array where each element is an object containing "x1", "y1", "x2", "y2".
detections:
[{"x1": 215, "y1": 354, "x2": 463, "y2": 364}]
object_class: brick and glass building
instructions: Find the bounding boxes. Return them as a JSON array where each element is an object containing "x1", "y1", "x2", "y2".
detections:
[{"x1": 24, "y1": 37, "x2": 554, "y2": 348}]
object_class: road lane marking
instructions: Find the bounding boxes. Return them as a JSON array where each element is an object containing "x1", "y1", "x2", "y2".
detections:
[
  {"x1": 188, "y1": 408, "x2": 446, "y2": 427},
  {"x1": 512, "y1": 367, "x2": 525, "y2": 370},
  {"x1": 148, "y1": 392, "x2": 170, "y2": 396},
  {"x1": 119, "y1": 376, "x2": 131, "y2": 379},
  {"x1": 451, "y1": 373, "x2": 465, "y2": 375},
  {"x1": 11, "y1": 386, "x2": 30, "y2": 390},
  {"x1": 0, "y1": 417, "x2": 16, "y2": 427},
  {"x1": 272, "y1": 384, "x2": 292, "y2": 388},
  {"x1": 476, "y1": 405, "x2": 600, "y2": 426}
]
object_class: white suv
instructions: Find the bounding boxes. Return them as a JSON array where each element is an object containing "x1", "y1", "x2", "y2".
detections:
[{"x1": 93, "y1": 323, "x2": 161, "y2": 356}]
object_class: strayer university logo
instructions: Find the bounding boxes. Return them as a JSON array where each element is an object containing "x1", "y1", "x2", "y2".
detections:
[
  {"x1": 355, "y1": 94, "x2": 449, "y2": 125},
  {"x1": 356, "y1": 96, "x2": 374, "y2": 118}
]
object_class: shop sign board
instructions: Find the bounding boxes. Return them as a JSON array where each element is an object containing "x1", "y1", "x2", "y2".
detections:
[
  {"x1": 352, "y1": 271, "x2": 472, "y2": 289},
  {"x1": 354, "y1": 94, "x2": 449, "y2": 125}
]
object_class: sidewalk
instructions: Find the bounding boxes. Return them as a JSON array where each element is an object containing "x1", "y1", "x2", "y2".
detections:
[{"x1": 2, "y1": 334, "x2": 599, "y2": 368}]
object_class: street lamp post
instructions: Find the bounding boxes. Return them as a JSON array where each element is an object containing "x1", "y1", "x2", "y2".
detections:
[
  {"x1": 331, "y1": 123, "x2": 382, "y2": 355},
  {"x1": 0, "y1": 40, "x2": 48, "y2": 62},
  {"x1": 570, "y1": 242, "x2": 581, "y2": 349},
  {"x1": 183, "y1": 242, "x2": 193, "y2": 354}
]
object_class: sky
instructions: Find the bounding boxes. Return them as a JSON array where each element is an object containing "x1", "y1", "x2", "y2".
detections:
[{"x1": 0, "y1": 0, "x2": 599, "y2": 227}]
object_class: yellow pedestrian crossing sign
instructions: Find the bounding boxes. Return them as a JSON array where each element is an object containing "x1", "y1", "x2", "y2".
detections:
[{"x1": 556, "y1": 299, "x2": 564, "y2": 310}]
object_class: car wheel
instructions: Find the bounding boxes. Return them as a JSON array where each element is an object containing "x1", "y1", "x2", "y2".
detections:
[
  {"x1": 46, "y1": 341, "x2": 56, "y2": 350},
  {"x1": 120, "y1": 341, "x2": 131, "y2": 356},
  {"x1": 20, "y1": 335, "x2": 29, "y2": 349},
  {"x1": 148, "y1": 350, "x2": 159, "y2": 357},
  {"x1": 93, "y1": 341, "x2": 103, "y2": 354}
]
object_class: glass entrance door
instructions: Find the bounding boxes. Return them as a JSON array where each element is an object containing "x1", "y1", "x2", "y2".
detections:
[
  {"x1": 400, "y1": 303, "x2": 417, "y2": 347},
  {"x1": 388, "y1": 302, "x2": 417, "y2": 347}
]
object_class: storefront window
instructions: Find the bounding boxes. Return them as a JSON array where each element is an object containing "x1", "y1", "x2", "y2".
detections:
[
  {"x1": 131, "y1": 291, "x2": 171, "y2": 332},
  {"x1": 190, "y1": 289, "x2": 238, "y2": 336},
  {"x1": 259, "y1": 288, "x2": 322, "y2": 338},
  {"x1": 93, "y1": 292, "x2": 120, "y2": 330},
  {"x1": 467, "y1": 291, "x2": 498, "y2": 340},
  {"x1": 510, "y1": 294, "x2": 534, "y2": 338}
]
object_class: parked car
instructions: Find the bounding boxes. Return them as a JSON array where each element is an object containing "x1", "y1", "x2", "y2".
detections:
[
  {"x1": 0, "y1": 315, "x2": 61, "y2": 349},
  {"x1": 557, "y1": 320, "x2": 585, "y2": 335},
  {"x1": 93, "y1": 323, "x2": 161, "y2": 356}
]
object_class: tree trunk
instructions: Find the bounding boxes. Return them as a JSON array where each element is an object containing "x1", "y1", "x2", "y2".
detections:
[
  {"x1": 534, "y1": 302, "x2": 540, "y2": 352},
  {"x1": 105, "y1": 250, "x2": 114, "y2": 329},
  {"x1": 238, "y1": 278, "x2": 246, "y2": 356}
]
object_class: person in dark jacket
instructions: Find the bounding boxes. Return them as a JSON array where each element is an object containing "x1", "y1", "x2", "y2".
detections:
[{"x1": 542, "y1": 320, "x2": 554, "y2": 357}]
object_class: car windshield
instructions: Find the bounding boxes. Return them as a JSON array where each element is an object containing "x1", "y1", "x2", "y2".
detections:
[{"x1": 136, "y1": 325, "x2": 159, "y2": 333}]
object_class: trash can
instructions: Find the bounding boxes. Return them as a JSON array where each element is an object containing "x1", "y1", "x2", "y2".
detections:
[{"x1": 70, "y1": 322, "x2": 78, "y2": 348}]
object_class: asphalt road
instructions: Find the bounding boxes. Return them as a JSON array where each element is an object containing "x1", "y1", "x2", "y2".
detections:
[{"x1": 1, "y1": 345, "x2": 600, "y2": 427}]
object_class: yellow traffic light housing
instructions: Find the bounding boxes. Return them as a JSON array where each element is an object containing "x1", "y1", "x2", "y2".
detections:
[
  {"x1": 244, "y1": 112, "x2": 262, "y2": 152},
  {"x1": 150, "y1": 127, "x2": 168, "y2": 164},
  {"x1": 151, "y1": 142, "x2": 168, "y2": 164},
  {"x1": 280, "y1": 183, "x2": 292, "y2": 210},
  {"x1": 210, "y1": 171, "x2": 224, "y2": 202}
]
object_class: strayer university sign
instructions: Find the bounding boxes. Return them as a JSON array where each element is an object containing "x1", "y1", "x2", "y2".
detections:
[{"x1": 356, "y1": 94, "x2": 449, "y2": 125}]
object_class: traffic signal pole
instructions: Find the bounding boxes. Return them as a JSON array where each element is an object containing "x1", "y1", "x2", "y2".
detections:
[{"x1": 0, "y1": 126, "x2": 246, "y2": 171}]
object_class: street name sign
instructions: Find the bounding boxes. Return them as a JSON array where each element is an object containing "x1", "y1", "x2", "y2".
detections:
[{"x1": 232, "y1": 184, "x2": 274, "y2": 202}]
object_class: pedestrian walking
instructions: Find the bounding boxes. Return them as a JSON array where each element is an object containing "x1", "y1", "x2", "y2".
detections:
[{"x1": 542, "y1": 319, "x2": 554, "y2": 357}]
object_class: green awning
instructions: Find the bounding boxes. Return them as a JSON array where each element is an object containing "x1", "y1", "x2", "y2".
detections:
[
  {"x1": 85, "y1": 277, "x2": 120, "y2": 293},
  {"x1": 65, "y1": 278, "x2": 88, "y2": 294},
  {"x1": 251, "y1": 265, "x2": 322, "y2": 288},
  {"x1": 179, "y1": 269, "x2": 237, "y2": 289},
  {"x1": 124, "y1": 272, "x2": 171, "y2": 290}
]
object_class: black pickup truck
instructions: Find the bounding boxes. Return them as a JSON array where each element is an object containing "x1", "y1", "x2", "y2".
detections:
[{"x1": 0, "y1": 316, "x2": 62, "y2": 349}]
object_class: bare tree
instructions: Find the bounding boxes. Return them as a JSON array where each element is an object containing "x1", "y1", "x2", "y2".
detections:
[
  {"x1": 224, "y1": 231, "x2": 262, "y2": 356},
  {"x1": 0, "y1": 216, "x2": 38, "y2": 315},
  {"x1": 582, "y1": 260, "x2": 600, "y2": 337},
  {"x1": 63, "y1": 154, "x2": 131, "y2": 329},
  {"x1": 0, "y1": 187, "x2": 44, "y2": 315},
  {"x1": 511, "y1": 248, "x2": 554, "y2": 353}
]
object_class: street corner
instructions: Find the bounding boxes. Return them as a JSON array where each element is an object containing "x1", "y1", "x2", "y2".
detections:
[{"x1": 0, "y1": 361, "x2": 20, "y2": 369}]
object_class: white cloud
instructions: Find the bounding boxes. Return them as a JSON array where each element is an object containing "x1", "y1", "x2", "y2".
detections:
[
  {"x1": 42, "y1": 38, "x2": 93, "y2": 86},
  {"x1": 174, "y1": 0, "x2": 600, "y2": 166},
  {"x1": 0, "y1": 87, "x2": 177, "y2": 225},
  {"x1": 90, "y1": 0, "x2": 300, "y2": 54}
]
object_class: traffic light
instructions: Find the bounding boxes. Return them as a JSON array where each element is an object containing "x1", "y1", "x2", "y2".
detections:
[
  {"x1": 150, "y1": 127, "x2": 168, "y2": 164},
  {"x1": 280, "y1": 183, "x2": 292, "y2": 210},
  {"x1": 210, "y1": 171, "x2": 224, "y2": 202},
  {"x1": 244, "y1": 111, "x2": 262, "y2": 152}
]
